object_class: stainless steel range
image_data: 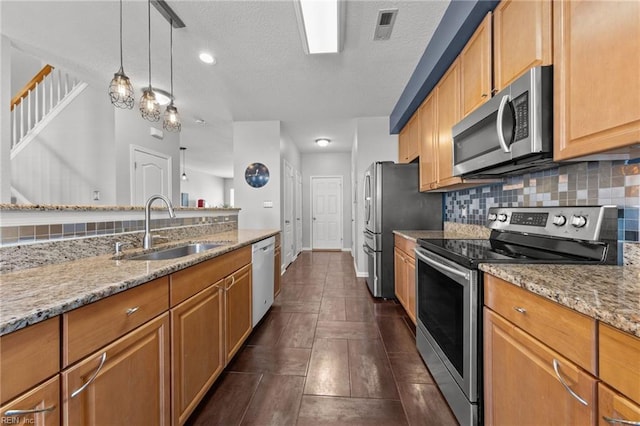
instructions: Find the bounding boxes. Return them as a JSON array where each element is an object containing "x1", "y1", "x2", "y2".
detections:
[{"x1": 414, "y1": 206, "x2": 618, "y2": 426}]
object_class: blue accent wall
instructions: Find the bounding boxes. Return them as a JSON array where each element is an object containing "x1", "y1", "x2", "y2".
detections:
[{"x1": 389, "y1": 0, "x2": 500, "y2": 134}]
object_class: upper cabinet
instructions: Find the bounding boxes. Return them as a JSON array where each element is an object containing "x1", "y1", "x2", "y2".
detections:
[
  {"x1": 493, "y1": 0, "x2": 552, "y2": 92},
  {"x1": 419, "y1": 93, "x2": 437, "y2": 191},
  {"x1": 436, "y1": 60, "x2": 463, "y2": 189},
  {"x1": 553, "y1": 0, "x2": 640, "y2": 161},
  {"x1": 398, "y1": 114, "x2": 419, "y2": 164},
  {"x1": 460, "y1": 13, "x2": 493, "y2": 118}
]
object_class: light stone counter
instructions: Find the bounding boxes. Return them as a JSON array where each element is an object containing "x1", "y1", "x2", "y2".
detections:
[
  {"x1": 393, "y1": 222, "x2": 492, "y2": 242},
  {"x1": 480, "y1": 263, "x2": 640, "y2": 338},
  {"x1": 0, "y1": 229, "x2": 278, "y2": 336}
]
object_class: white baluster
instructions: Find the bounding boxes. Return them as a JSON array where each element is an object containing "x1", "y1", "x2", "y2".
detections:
[
  {"x1": 12, "y1": 108, "x2": 17, "y2": 149},
  {"x1": 65, "y1": 73, "x2": 69, "y2": 95},
  {"x1": 35, "y1": 81, "x2": 39, "y2": 125},
  {"x1": 27, "y1": 90, "x2": 32, "y2": 131},
  {"x1": 20, "y1": 100, "x2": 25, "y2": 141},
  {"x1": 57, "y1": 69, "x2": 62, "y2": 103},
  {"x1": 49, "y1": 72, "x2": 54, "y2": 111}
]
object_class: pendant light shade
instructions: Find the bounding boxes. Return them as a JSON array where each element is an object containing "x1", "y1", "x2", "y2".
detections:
[
  {"x1": 108, "y1": 0, "x2": 134, "y2": 108},
  {"x1": 163, "y1": 21, "x2": 181, "y2": 132},
  {"x1": 180, "y1": 147, "x2": 187, "y2": 180},
  {"x1": 140, "y1": 0, "x2": 160, "y2": 122}
]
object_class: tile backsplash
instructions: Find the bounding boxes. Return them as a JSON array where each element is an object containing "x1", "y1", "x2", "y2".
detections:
[{"x1": 445, "y1": 159, "x2": 640, "y2": 241}]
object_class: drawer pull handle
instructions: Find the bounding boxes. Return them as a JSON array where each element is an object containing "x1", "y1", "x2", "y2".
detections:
[
  {"x1": 602, "y1": 416, "x2": 640, "y2": 425},
  {"x1": 4, "y1": 406, "x2": 56, "y2": 416},
  {"x1": 514, "y1": 307, "x2": 527, "y2": 314},
  {"x1": 71, "y1": 352, "x2": 107, "y2": 398},
  {"x1": 552, "y1": 359, "x2": 588, "y2": 406},
  {"x1": 126, "y1": 306, "x2": 140, "y2": 316}
]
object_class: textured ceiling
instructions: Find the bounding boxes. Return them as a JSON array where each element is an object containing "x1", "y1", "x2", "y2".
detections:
[{"x1": 1, "y1": 0, "x2": 449, "y2": 178}]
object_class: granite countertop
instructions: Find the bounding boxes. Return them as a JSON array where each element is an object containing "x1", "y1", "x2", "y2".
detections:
[
  {"x1": 0, "y1": 229, "x2": 278, "y2": 336},
  {"x1": 480, "y1": 263, "x2": 640, "y2": 338},
  {"x1": 394, "y1": 224, "x2": 491, "y2": 242},
  {"x1": 0, "y1": 203, "x2": 240, "y2": 212}
]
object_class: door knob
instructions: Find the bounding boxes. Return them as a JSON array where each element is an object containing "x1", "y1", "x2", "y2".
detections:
[{"x1": 313, "y1": 217, "x2": 316, "y2": 220}]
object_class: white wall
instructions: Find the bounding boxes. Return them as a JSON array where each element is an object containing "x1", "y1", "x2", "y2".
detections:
[
  {"x1": 301, "y1": 152, "x2": 352, "y2": 250},
  {"x1": 11, "y1": 48, "x2": 43, "y2": 96},
  {"x1": 233, "y1": 121, "x2": 281, "y2": 229},
  {"x1": 180, "y1": 168, "x2": 225, "y2": 207},
  {"x1": 223, "y1": 178, "x2": 234, "y2": 206},
  {"x1": 11, "y1": 84, "x2": 117, "y2": 205},
  {"x1": 352, "y1": 117, "x2": 399, "y2": 275},
  {"x1": 1, "y1": 36, "x2": 12, "y2": 203}
]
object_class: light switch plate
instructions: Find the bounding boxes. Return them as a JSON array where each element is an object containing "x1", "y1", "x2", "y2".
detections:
[{"x1": 263, "y1": 201, "x2": 273, "y2": 208}]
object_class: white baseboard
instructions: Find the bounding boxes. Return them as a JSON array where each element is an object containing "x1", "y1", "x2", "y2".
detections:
[
  {"x1": 302, "y1": 247, "x2": 312, "y2": 251},
  {"x1": 353, "y1": 258, "x2": 368, "y2": 277},
  {"x1": 341, "y1": 248, "x2": 351, "y2": 252}
]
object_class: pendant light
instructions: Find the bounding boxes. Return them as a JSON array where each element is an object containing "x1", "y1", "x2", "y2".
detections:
[
  {"x1": 108, "y1": 0, "x2": 134, "y2": 108},
  {"x1": 180, "y1": 147, "x2": 187, "y2": 180},
  {"x1": 140, "y1": 0, "x2": 160, "y2": 121},
  {"x1": 163, "y1": 20, "x2": 181, "y2": 132}
]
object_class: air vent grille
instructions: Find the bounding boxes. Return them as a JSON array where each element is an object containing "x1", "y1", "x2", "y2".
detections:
[{"x1": 374, "y1": 8, "x2": 398, "y2": 41}]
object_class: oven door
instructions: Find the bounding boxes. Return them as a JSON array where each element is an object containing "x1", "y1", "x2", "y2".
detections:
[{"x1": 415, "y1": 246, "x2": 479, "y2": 424}]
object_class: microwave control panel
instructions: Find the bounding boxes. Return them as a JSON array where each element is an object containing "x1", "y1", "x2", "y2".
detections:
[{"x1": 513, "y1": 92, "x2": 529, "y2": 142}]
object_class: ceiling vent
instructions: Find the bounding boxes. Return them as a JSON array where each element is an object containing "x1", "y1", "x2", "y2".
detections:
[{"x1": 373, "y1": 9, "x2": 398, "y2": 41}]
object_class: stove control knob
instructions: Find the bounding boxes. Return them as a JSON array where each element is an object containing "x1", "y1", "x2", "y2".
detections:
[
  {"x1": 497, "y1": 213, "x2": 508, "y2": 222},
  {"x1": 488, "y1": 213, "x2": 498, "y2": 221},
  {"x1": 571, "y1": 215, "x2": 587, "y2": 228},
  {"x1": 552, "y1": 215, "x2": 567, "y2": 226}
]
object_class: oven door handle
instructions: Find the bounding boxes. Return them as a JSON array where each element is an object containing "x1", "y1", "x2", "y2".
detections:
[{"x1": 415, "y1": 247, "x2": 470, "y2": 280}]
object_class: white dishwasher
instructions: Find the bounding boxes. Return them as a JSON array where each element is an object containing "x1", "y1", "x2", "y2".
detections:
[{"x1": 252, "y1": 236, "x2": 275, "y2": 326}]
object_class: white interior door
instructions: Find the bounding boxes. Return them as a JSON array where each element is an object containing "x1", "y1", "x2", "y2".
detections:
[
  {"x1": 311, "y1": 176, "x2": 343, "y2": 250},
  {"x1": 131, "y1": 146, "x2": 172, "y2": 205},
  {"x1": 283, "y1": 161, "x2": 294, "y2": 266},
  {"x1": 295, "y1": 170, "x2": 303, "y2": 256}
]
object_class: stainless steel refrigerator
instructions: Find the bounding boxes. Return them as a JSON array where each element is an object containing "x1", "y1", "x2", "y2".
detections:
[{"x1": 363, "y1": 161, "x2": 442, "y2": 298}]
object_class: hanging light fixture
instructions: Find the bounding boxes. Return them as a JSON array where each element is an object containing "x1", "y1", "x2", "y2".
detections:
[
  {"x1": 140, "y1": 0, "x2": 160, "y2": 121},
  {"x1": 180, "y1": 147, "x2": 187, "y2": 180},
  {"x1": 108, "y1": 0, "x2": 134, "y2": 108},
  {"x1": 163, "y1": 20, "x2": 181, "y2": 132}
]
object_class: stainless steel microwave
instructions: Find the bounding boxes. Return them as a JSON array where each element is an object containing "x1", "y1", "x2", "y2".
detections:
[{"x1": 452, "y1": 66, "x2": 554, "y2": 178}]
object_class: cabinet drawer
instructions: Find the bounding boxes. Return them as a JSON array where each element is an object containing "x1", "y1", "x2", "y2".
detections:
[
  {"x1": 599, "y1": 324, "x2": 640, "y2": 405},
  {"x1": 598, "y1": 382, "x2": 640, "y2": 426},
  {"x1": 483, "y1": 274, "x2": 596, "y2": 374},
  {"x1": 394, "y1": 235, "x2": 416, "y2": 257},
  {"x1": 170, "y1": 245, "x2": 251, "y2": 306},
  {"x1": 0, "y1": 375, "x2": 60, "y2": 426},
  {"x1": 63, "y1": 277, "x2": 169, "y2": 367},
  {"x1": 1, "y1": 317, "x2": 60, "y2": 404}
]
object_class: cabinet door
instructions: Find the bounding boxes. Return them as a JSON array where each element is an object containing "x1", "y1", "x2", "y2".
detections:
[
  {"x1": 484, "y1": 309, "x2": 596, "y2": 426},
  {"x1": 171, "y1": 283, "x2": 225, "y2": 425},
  {"x1": 493, "y1": 0, "x2": 552, "y2": 91},
  {"x1": 225, "y1": 263, "x2": 253, "y2": 362},
  {"x1": 599, "y1": 383, "x2": 640, "y2": 426},
  {"x1": 460, "y1": 12, "x2": 492, "y2": 118},
  {"x1": 62, "y1": 313, "x2": 170, "y2": 426},
  {"x1": 554, "y1": 0, "x2": 640, "y2": 160},
  {"x1": 0, "y1": 376, "x2": 60, "y2": 426},
  {"x1": 436, "y1": 60, "x2": 463, "y2": 189},
  {"x1": 274, "y1": 245, "x2": 281, "y2": 297},
  {"x1": 398, "y1": 124, "x2": 409, "y2": 163},
  {"x1": 406, "y1": 115, "x2": 420, "y2": 162},
  {"x1": 406, "y1": 255, "x2": 416, "y2": 325},
  {"x1": 393, "y1": 248, "x2": 407, "y2": 308},
  {"x1": 418, "y1": 93, "x2": 437, "y2": 191}
]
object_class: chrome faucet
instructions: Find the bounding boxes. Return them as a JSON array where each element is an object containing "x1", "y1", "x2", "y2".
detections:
[{"x1": 143, "y1": 194, "x2": 176, "y2": 249}]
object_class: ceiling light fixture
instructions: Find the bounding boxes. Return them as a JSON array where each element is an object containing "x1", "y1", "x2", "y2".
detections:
[
  {"x1": 294, "y1": 0, "x2": 344, "y2": 54},
  {"x1": 199, "y1": 52, "x2": 216, "y2": 64},
  {"x1": 140, "y1": 0, "x2": 160, "y2": 122},
  {"x1": 108, "y1": 0, "x2": 134, "y2": 108},
  {"x1": 163, "y1": 20, "x2": 181, "y2": 132},
  {"x1": 180, "y1": 147, "x2": 187, "y2": 180},
  {"x1": 316, "y1": 138, "x2": 331, "y2": 147}
]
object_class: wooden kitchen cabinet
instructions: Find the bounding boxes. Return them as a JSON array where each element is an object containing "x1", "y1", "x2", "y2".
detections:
[
  {"x1": 553, "y1": 0, "x2": 640, "y2": 160},
  {"x1": 418, "y1": 93, "x2": 437, "y2": 191},
  {"x1": 598, "y1": 383, "x2": 640, "y2": 426},
  {"x1": 460, "y1": 12, "x2": 492, "y2": 118},
  {"x1": 484, "y1": 309, "x2": 597, "y2": 426},
  {"x1": 225, "y1": 263, "x2": 252, "y2": 362},
  {"x1": 0, "y1": 376, "x2": 60, "y2": 426},
  {"x1": 62, "y1": 313, "x2": 170, "y2": 426},
  {"x1": 599, "y1": 323, "x2": 640, "y2": 406},
  {"x1": 393, "y1": 235, "x2": 416, "y2": 324},
  {"x1": 435, "y1": 60, "x2": 463, "y2": 189},
  {"x1": 398, "y1": 114, "x2": 419, "y2": 164},
  {"x1": 493, "y1": 0, "x2": 552, "y2": 92},
  {"x1": 171, "y1": 283, "x2": 225, "y2": 425}
]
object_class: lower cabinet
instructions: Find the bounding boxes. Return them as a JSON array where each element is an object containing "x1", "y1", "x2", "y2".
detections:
[
  {"x1": 598, "y1": 383, "x2": 640, "y2": 426},
  {"x1": 171, "y1": 283, "x2": 225, "y2": 425},
  {"x1": 62, "y1": 313, "x2": 171, "y2": 426},
  {"x1": 225, "y1": 263, "x2": 253, "y2": 362},
  {"x1": 0, "y1": 376, "x2": 60, "y2": 426},
  {"x1": 484, "y1": 309, "x2": 597, "y2": 425},
  {"x1": 394, "y1": 235, "x2": 417, "y2": 324}
]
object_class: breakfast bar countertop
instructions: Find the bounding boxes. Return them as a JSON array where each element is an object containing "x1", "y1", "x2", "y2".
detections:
[{"x1": 0, "y1": 229, "x2": 279, "y2": 336}]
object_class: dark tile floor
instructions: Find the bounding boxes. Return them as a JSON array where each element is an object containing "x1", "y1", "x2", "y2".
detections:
[{"x1": 187, "y1": 251, "x2": 458, "y2": 426}]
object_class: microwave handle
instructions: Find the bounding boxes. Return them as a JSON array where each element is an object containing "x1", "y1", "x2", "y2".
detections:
[{"x1": 497, "y1": 95, "x2": 512, "y2": 153}]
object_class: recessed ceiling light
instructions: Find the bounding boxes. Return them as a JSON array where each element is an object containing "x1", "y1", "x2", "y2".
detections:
[
  {"x1": 199, "y1": 52, "x2": 216, "y2": 64},
  {"x1": 316, "y1": 138, "x2": 331, "y2": 147},
  {"x1": 295, "y1": 0, "x2": 343, "y2": 54}
]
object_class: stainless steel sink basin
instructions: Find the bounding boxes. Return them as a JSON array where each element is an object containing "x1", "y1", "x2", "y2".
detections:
[{"x1": 127, "y1": 243, "x2": 224, "y2": 261}]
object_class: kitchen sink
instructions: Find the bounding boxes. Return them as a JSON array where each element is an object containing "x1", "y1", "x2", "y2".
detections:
[{"x1": 127, "y1": 242, "x2": 225, "y2": 261}]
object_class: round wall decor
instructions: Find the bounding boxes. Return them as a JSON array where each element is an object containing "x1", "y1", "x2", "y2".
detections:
[{"x1": 244, "y1": 162, "x2": 270, "y2": 188}]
